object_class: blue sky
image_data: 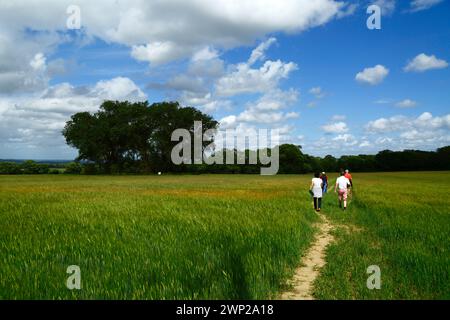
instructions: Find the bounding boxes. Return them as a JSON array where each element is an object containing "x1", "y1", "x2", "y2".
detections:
[{"x1": 0, "y1": 0, "x2": 449, "y2": 159}]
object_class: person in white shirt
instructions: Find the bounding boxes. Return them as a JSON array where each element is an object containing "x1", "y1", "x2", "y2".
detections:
[
  {"x1": 335, "y1": 171, "x2": 350, "y2": 210},
  {"x1": 310, "y1": 172, "x2": 323, "y2": 212}
]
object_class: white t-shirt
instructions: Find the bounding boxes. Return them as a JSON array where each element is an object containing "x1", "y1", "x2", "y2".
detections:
[
  {"x1": 336, "y1": 176, "x2": 350, "y2": 190},
  {"x1": 311, "y1": 177, "x2": 323, "y2": 197},
  {"x1": 312, "y1": 178, "x2": 322, "y2": 189}
]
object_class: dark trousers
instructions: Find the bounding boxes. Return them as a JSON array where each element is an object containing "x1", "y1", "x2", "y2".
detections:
[{"x1": 314, "y1": 197, "x2": 322, "y2": 210}]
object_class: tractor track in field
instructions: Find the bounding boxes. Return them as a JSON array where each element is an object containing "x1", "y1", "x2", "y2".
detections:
[{"x1": 279, "y1": 213, "x2": 335, "y2": 300}]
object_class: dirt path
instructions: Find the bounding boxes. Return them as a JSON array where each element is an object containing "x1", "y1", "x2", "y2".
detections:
[{"x1": 279, "y1": 214, "x2": 335, "y2": 300}]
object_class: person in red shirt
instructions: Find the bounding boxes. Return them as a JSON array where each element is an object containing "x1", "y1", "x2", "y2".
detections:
[{"x1": 344, "y1": 169, "x2": 353, "y2": 198}]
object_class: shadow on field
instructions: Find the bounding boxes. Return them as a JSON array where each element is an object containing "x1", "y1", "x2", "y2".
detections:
[{"x1": 227, "y1": 252, "x2": 250, "y2": 299}]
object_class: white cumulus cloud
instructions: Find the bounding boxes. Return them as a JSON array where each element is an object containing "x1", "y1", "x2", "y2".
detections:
[
  {"x1": 404, "y1": 53, "x2": 448, "y2": 72},
  {"x1": 322, "y1": 122, "x2": 349, "y2": 133},
  {"x1": 355, "y1": 65, "x2": 389, "y2": 85},
  {"x1": 0, "y1": 0, "x2": 350, "y2": 66},
  {"x1": 215, "y1": 59, "x2": 297, "y2": 97}
]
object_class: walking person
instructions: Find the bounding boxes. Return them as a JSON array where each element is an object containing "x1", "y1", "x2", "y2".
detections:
[
  {"x1": 321, "y1": 172, "x2": 328, "y2": 194},
  {"x1": 335, "y1": 171, "x2": 350, "y2": 210},
  {"x1": 344, "y1": 169, "x2": 353, "y2": 198},
  {"x1": 310, "y1": 172, "x2": 323, "y2": 212}
]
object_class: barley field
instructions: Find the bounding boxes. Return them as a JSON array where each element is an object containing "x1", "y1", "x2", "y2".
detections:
[
  {"x1": 314, "y1": 172, "x2": 450, "y2": 299},
  {"x1": 0, "y1": 173, "x2": 448, "y2": 299}
]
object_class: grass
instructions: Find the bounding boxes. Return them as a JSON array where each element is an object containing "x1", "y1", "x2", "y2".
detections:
[
  {"x1": 0, "y1": 173, "x2": 448, "y2": 299},
  {"x1": 0, "y1": 174, "x2": 317, "y2": 299},
  {"x1": 313, "y1": 172, "x2": 450, "y2": 299}
]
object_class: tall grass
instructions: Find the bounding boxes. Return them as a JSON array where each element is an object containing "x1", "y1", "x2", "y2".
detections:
[
  {"x1": 0, "y1": 175, "x2": 317, "y2": 299},
  {"x1": 314, "y1": 172, "x2": 450, "y2": 299},
  {"x1": 1, "y1": 173, "x2": 448, "y2": 299}
]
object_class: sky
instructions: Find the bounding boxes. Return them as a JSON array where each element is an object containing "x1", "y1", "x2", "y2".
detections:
[{"x1": 0, "y1": 0, "x2": 449, "y2": 160}]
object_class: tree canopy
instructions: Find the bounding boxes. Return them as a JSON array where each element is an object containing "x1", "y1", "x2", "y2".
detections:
[{"x1": 62, "y1": 101, "x2": 218, "y2": 173}]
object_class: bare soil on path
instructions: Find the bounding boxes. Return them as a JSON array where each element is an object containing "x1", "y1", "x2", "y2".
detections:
[{"x1": 279, "y1": 213, "x2": 335, "y2": 300}]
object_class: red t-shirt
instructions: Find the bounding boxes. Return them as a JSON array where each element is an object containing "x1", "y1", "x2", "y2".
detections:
[{"x1": 344, "y1": 173, "x2": 352, "y2": 180}]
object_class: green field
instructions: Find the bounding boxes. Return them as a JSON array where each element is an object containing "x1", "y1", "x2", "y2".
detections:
[{"x1": 0, "y1": 173, "x2": 449, "y2": 299}]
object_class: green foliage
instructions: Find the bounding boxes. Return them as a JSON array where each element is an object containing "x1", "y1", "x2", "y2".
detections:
[
  {"x1": 278, "y1": 144, "x2": 305, "y2": 173},
  {"x1": 0, "y1": 162, "x2": 21, "y2": 174},
  {"x1": 0, "y1": 161, "x2": 50, "y2": 174},
  {"x1": 81, "y1": 163, "x2": 98, "y2": 175},
  {"x1": 374, "y1": 149, "x2": 444, "y2": 171},
  {"x1": 21, "y1": 160, "x2": 48, "y2": 174},
  {"x1": 64, "y1": 162, "x2": 82, "y2": 174},
  {"x1": 62, "y1": 100, "x2": 218, "y2": 174}
]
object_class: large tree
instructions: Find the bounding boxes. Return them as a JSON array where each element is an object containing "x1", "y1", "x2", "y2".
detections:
[
  {"x1": 63, "y1": 100, "x2": 218, "y2": 173},
  {"x1": 146, "y1": 102, "x2": 218, "y2": 172}
]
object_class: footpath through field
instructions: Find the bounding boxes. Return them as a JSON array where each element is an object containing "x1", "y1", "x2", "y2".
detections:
[{"x1": 279, "y1": 213, "x2": 335, "y2": 300}]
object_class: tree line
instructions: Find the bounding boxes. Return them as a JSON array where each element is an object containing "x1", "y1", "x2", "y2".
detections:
[{"x1": 1, "y1": 100, "x2": 449, "y2": 174}]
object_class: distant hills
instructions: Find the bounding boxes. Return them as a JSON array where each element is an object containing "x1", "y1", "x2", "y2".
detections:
[{"x1": 0, "y1": 159, "x2": 74, "y2": 164}]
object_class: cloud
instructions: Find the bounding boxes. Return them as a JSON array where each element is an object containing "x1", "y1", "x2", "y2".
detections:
[
  {"x1": 165, "y1": 75, "x2": 207, "y2": 94},
  {"x1": 192, "y1": 47, "x2": 219, "y2": 62},
  {"x1": 214, "y1": 122, "x2": 294, "y2": 150},
  {"x1": 0, "y1": 77, "x2": 147, "y2": 157},
  {"x1": 395, "y1": 99, "x2": 417, "y2": 108},
  {"x1": 29, "y1": 53, "x2": 47, "y2": 71},
  {"x1": 309, "y1": 87, "x2": 325, "y2": 99},
  {"x1": 215, "y1": 59, "x2": 297, "y2": 96},
  {"x1": 0, "y1": 30, "x2": 63, "y2": 94},
  {"x1": 373, "y1": 0, "x2": 396, "y2": 15},
  {"x1": 337, "y1": 3, "x2": 359, "y2": 18},
  {"x1": 148, "y1": 48, "x2": 226, "y2": 112},
  {"x1": 148, "y1": 37, "x2": 299, "y2": 117},
  {"x1": 131, "y1": 41, "x2": 195, "y2": 66},
  {"x1": 237, "y1": 109, "x2": 299, "y2": 124},
  {"x1": 92, "y1": 77, "x2": 147, "y2": 101},
  {"x1": 217, "y1": 87, "x2": 300, "y2": 135},
  {"x1": 366, "y1": 112, "x2": 450, "y2": 133},
  {"x1": 201, "y1": 100, "x2": 233, "y2": 113},
  {"x1": 322, "y1": 121, "x2": 349, "y2": 134},
  {"x1": 235, "y1": 89, "x2": 300, "y2": 124},
  {"x1": 0, "y1": 0, "x2": 349, "y2": 66},
  {"x1": 359, "y1": 140, "x2": 371, "y2": 148},
  {"x1": 219, "y1": 115, "x2": 238, "y2": 129},
  {"x1": 307, "y1": 112, "x2": 450, "y2": 156},
  {"x1": 355, "y1": 65, "x2": 389, "y2": 85},
  {"x1": 188, "y1": 57, "x2": 225, "y2": 78},
  {"x1": 245, "y1": 88, "x2": 298, "y2": 112},
  {"x1": 332, "y1": 133, "x2": 358, "y2": 146},
  {"x1": 404, "y1": 53, "x2": 448, "y2": 72},
  {"x1": 366, "y1": 116, "x2": 406, "y2": 133},
  {"x1": 307, "y1": 133, "x2": 359, "y2": 155},
  {"x1": 410, "y1": 0, "x2": 444, "y2": 12},
  {"x1": 304, "y1": 111, "x2": 450, "y2": 156},
  {"x1": 155, "y1": 38, "x2": 297, "y2": 110},
  {"x1": 248, "y1": 37, "x2": 277, "y2": 66}
]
